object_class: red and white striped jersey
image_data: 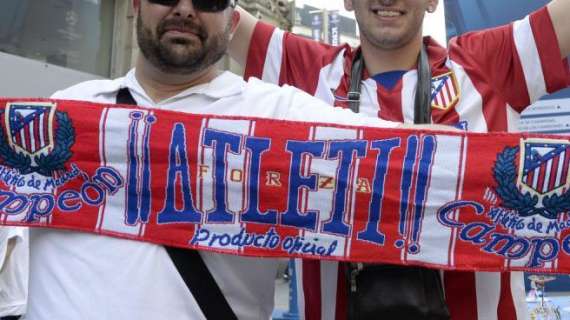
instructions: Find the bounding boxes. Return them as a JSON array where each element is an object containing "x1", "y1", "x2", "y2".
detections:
[
  {"x1": 245, "y1": 6, "x2": 570, "y2": 320},
  {"x1": 246, "y1": 7, "x2": 569, "y2": 132}
]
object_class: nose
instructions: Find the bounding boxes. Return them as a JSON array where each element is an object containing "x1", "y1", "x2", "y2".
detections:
[{"x1": 171, "y1": 0, "x2": 197, "y2": 18}]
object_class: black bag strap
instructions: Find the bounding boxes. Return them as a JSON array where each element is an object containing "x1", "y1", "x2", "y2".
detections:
[
  {"x1": 348, "y1": 49, "x2": 364, "y2": 113},
  {"x1": 414, "y1": 45, "x2": 432, "y2": 124},
  {"x1": 347, "y1": 45, "x2": 432, "y2": 125},
  {"x1": 116, "y1": 87, "x2": 138, "y2": 105},
  {"x1": 116, "y1": 87, "x2": 238, "y2": 320},
  {"x1": 165, "y1": 246, "x2": 238, "y2": 320}
]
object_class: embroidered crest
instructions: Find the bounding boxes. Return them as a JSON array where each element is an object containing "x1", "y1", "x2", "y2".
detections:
[
  {"x1": 494, "y1": 139, "x2": 570, "y2": 220},
  {"x1": 431, "y1": 71, "x2": 460, "y2": 111},
  {"x1": 6, "y1": 103, "x2": 55, "y2": 156},
  {"x1": 0, "y1": 102, "x2": 75, "y2": 176},
  {"x1": 519, "y1": 139, "x2": 570, "y2": 196}
]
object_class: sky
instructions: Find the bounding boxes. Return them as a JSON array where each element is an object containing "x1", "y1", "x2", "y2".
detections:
[{"x1": 295, "y1": 0, "x2": 448, "y2": 45}]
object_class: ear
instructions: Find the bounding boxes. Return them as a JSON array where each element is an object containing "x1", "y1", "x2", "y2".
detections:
[
  {"x1": 230, "y1": 10, "x2": 240, "y2": 34},
  {"x1": 426, "y1": 0, "x2": 439, "y2": 13},
  {"x1": 344, "y1": 0, "x2": 354, "y2": 11}
]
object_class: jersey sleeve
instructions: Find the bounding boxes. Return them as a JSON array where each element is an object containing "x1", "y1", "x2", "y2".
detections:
[
  {"x1": 244, "y1": 21, "x2": 347, "y2": 94},
  {"x1": 448, "y1": 7, "x2": 570, "y2": 112}
]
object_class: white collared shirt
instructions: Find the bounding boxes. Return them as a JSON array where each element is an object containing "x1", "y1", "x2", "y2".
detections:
[{"x1": 0, "y1": 227, "x2": 28, "y2": 317}]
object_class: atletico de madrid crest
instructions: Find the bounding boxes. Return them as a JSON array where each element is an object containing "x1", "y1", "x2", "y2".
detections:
[
  {"x1": 431, "y1": 71, "x2": 460, "y2": 110},
  {"x1": 0, "y1": 102, "x2": 75, "y2": 176},
  {"x1": 5, "y1": 102, "x2": 56, "y2": 157},
  {"x1": 494, "y1": 139, "x2": 570, "y2": 220},
  {"x1": 518, "y1": 139, "x2": 570, "y2": 196}
]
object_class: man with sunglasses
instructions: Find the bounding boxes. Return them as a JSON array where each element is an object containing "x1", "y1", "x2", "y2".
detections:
[
  {"x1": 229, "y1": 0, "x2": 570, "y2": 319},
  {"x1": 22, "y1": 1, "x2": 437, "y2": 319}
]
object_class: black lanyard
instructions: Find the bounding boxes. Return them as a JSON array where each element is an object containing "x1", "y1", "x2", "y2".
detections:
[{"x1": 347, "y1": 45, "x2": 432, "y2": 124}]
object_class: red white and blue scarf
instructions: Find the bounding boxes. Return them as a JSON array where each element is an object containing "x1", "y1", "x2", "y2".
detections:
[{"x1": 0, "y1": 98, "x2": 569, "y2": 274}]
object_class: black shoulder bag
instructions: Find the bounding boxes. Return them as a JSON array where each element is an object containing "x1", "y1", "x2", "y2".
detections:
[
  {"x1": 346, "y1": 47, "x2": 450, "y2": 320},
  {"x1": 116, "y1": 88, "x2": 238, "y2": 320}
]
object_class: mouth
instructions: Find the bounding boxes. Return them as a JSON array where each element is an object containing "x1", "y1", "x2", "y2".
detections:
[
  {"x1": 159, "y1": 19, "x2": 205, "y2": 41},
  {"x1": 161, "y1": 29, "x2": 205, "y2": 46},
  {"x1": 163, "y1": 28, "x2": 199, "y2": 37},
  {"x1": 371, "y1": 8, "x2": 405, "y2": 18}
]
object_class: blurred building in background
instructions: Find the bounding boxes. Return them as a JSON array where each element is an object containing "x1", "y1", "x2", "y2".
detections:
[
  {"x1": 0, "y1": 0, "x2": 133, "y2": 97},
  {"x1": 292, "y1": 4, "x2": 358, "y2": 47},
  {"x1": 240, "y1": 0, "x2": 293, "y2": 30},
  {"x1": 0, "y1": 0, "x2": 362, "y2": 98},
  {"x1": 225, "y1": 0, "x2": 294, "y2": 74}
]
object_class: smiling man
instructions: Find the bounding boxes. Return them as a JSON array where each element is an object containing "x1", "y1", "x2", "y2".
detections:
[{"x1": 230, "y1": 0, "x2": 570, "y2": 319}]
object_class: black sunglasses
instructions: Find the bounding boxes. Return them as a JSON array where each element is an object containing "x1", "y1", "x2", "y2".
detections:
[{"x1": 147, "y1": 0, "x2": 237, "y2": 12}]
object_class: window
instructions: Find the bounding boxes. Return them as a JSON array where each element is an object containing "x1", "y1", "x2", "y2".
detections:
[{"x1": 0, "y1": 0, "x2": 116, "y2": 77}]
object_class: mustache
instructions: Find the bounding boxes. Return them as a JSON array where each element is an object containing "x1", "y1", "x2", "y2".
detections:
[
  {"x1": 371, "y1": 0, "x2": 396, "y2": 6},
  {"x1": 157, "y1": 18, "x2": 207, "y2": 40}
]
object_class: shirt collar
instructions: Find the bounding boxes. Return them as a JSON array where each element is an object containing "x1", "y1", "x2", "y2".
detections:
[
  {"x1": 122, "y1": 69, "x2": 245, "y2": 104},
  {"x1": 352, "y1": 36, "x2": 449, "y2": 80}
]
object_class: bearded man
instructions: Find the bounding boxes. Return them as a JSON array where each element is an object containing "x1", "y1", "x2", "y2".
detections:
[{"x1": 23, "y1": 1, "x2": 426, "y2": 319}]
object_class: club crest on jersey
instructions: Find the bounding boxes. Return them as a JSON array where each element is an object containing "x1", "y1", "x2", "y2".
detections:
[
  {"x1": 494, "y1": 139, "x2": 570, "y2": 220},
  {"x1": 431, "y1": 71, "x2": 460, "y2": 111},
  {"x1": 0, "y1": 102, "x2": 75, "y2": 176}
]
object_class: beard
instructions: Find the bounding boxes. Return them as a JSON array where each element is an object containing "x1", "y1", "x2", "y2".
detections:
[{"x1": 136, "y1": 14, "x2": 230, "y2": 75}]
